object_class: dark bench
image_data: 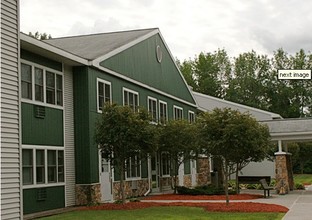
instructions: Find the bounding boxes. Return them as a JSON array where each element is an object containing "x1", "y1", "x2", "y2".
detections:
[
  {"x1": 237, "y1": 176, "x2": 272, "y2": 197},
  {"x1": 259, "y1": 178, "x2": 274, "y2": 198}
]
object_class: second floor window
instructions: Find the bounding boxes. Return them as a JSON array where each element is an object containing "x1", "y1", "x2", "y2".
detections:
[
  {"x1": 148, "y1": 97, "x2": 157, "y2": 122},
  {"x1": 188, "y1": 111, "x2": 195, "y2": 123},
  {"x1": 159, "y1": 101, "x2": 167, "y2": 124},
  {"x1": 97, "y1": 79, "x2": 111, "y2": 112},
  {"x1": 123, "y1": 88, "x2": 139, "y2": 111},
  {"x1": 173, "y1": 106, "x2": 183, "y2": 120}
]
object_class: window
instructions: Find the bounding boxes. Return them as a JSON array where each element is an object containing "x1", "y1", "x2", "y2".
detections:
[
  {"x1": 126, "y1": 155, "x2": 141, "y2": 178},
  {"x1": 161, "y1": 152, "x2": 170, "y2": 176},
  {"x1": 22, "y1": 148, "x2": 64, "y2": 186},
  {"x1": 173, "y1": 106, "x2": 183, "y2": 120},
  {"x1": 35, "y1": 67, "x2": 44, "y2": 102},
  {"x1": 21, "y1": 63, "x2": 32, "y2": 99},
  {"x1": 123, "y1": 88, "x2": 139, "y2": 111},
  {"x1": 36, "y1": 150, "x2": 45, "y2": 184},
  {"x1": 188, "y1": 111, "x2": 195, "y2": 123},
  {"x1": 21, "y1": 62, "x2": 63, "y2": 107},
  {"x1": 148, "y1": 97, "x2": 157, "y2": 122},
  {"x1": 97, "y1": 79, "x2": 111, "y2": 112},
  {"x1": 22, "y1": 149, "x2": 33, "y2": 185},
  {"x1": 159, "y1": 101, "x2": 168, "y2": 124}
]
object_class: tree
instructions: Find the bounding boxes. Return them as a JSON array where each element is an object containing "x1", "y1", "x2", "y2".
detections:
[
  {"x1": 28, "y1": 31, "x2": 52, "y2": 40},
  {"x1": 95, "y1": 103, "x2": 157, "y2": 203},
  {"x1": 198, "y1": 108, "x2": 270, "y2": 204},
  {"x1": 158, "y1": 119, "x2": 198, "y2": 194}
]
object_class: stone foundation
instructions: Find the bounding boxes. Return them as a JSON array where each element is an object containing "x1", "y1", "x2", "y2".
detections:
[
  {"x1": 112, "y1": 179, "x2": 149, "y2": 200},
  {"x1": 197, "y1": 157, "x2": 210, "y2": 186},
  {"x1": 76, "y1": 183, "x2": 101, "y2": 205},
  {"x1": 183, "y1": 175, "x2": 192, "y2": 187}
]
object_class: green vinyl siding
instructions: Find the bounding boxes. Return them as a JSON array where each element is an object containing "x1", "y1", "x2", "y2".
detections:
[
  {"x1": 23, "y1": 186, "x2": 65, "y2": 214},
  {"x1": 21, "y1": 103, "x2": 63, "y2": 146},
  {"x1": 100, "y1": 34, "x2": 195, "y2": 105},
  {"x1": 21, "y1": 49, "x2": 62, "y2": 72}
]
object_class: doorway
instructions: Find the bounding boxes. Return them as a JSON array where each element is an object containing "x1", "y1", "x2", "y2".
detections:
[{"x1": 100, "y1": 152, "x2": 113, "y2": 201}]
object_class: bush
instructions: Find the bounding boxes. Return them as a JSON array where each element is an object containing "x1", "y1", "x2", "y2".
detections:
[
  {"x1": 176, "y1": 185, "x2": 236, "y2": 195},
  {"x1": 295, "y1": 183, "x2": 305, "y2": 190}
]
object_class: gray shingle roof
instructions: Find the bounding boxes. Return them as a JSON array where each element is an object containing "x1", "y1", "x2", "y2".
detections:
[{"x1": 44, "y1": 28, "x2": 158, "y2": 60}]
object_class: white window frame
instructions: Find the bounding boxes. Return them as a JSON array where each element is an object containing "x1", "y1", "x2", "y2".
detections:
[
  {"x1": 96, "y1": 78, "x2": 112, "y2": 113},
  {"x1": 188, "y1": 110, "x2": 195, "y2": 123},
  {"x1": 159, "y1": 100, "x2": 168, "y2": 124},
  {"x1": 21, "y1": 59, "x2": 64, "y2": 110},
  {"x1": 123, "y1": 87, "x2": 139, "y2": 111},
  {"x1": 147, "y1": 96, "x2": 158, "y2": 123},
  {"x1": 22, "y1": 145, "x2": 65, "y2": 189},
  {"x1": 126, "y1": 155, "x2": 141, "y2": 180},
  {"x1": 173, "y1": 105, "x2": 183, "y2": 120}
]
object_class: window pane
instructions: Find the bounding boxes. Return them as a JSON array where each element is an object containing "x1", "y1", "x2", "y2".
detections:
[
  {"x1": 36, "y1": 150, "x2": 45, "y2": 184},
  {"x1": 21, "y1": 63, "x2": 32, "y2": 99},
  {"x1": 22, "y1": 149, "x2": 33, "y2": 185},
  {"x1": 124, "y1": 91, "x2": 128, "y2": 105},
  {"x1": 104, "y1": 84, "x2": 110, "y2": 102},
  {"x1": 58, "y1": 151, "x2": 64, "y2": 182},
  {"x1": 56, "y1": 75, "x2": 63, "y2": 106},
  {"x1": 98, "y1": 82, "x2": 104, "y2": 111},
  {"x1": 46, "y1": 72, "x2": 55, "y2": 104},
  {"x1": 35, "y1": 68, "x2": 44, "y2": 102},
  {"x1": 48, "y1": 150, "x2": 56, "y2": 183}
]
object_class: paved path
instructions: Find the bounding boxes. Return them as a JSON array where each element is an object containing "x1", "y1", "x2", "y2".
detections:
[{"x1": 144, "y1": 187, "x2": 312, "y2": 220}]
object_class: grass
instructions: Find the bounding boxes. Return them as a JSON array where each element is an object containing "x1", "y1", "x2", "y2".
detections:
[
  {"x1": 293, "y1": 174, "x2": 312, "y2": 185},
  {"x1": 39, "y1": 207, "x2": 285, "y2": 220}
]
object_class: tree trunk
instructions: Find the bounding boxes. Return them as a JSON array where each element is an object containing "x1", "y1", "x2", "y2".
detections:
[
  {"x1": 235, "y1": 163, "x2": 239, "y2": 194},
  {"x1": 120, "y1": 163, "x2": 126, "y2": 204}
]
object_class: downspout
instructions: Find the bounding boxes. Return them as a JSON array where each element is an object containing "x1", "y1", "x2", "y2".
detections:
[{"x1": 144, "y1": 156, "x2": 151, "y2": 196}]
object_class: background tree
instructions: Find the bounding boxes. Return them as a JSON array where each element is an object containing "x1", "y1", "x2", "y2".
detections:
[
  {"x1": 158, "y1": 119, "x2": 198, "y2": 194},
  {"x1": 28, "y1": 31, "x2": 52, "y2": 40},
  {"x1": 198, "y1": 108, "x2": 271, "y2": 204},
  {"x1": 95, "y1": 103, "x2": 157, "y2": 203}
]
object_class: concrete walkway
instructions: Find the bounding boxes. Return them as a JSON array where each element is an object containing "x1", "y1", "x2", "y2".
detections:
[{"x1": 143, "y1": 187, "x2": 312, "y2": 220}]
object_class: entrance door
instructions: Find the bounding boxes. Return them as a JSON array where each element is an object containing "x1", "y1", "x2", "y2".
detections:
[
  {"x1": 151, "y1": 153, "x2": 160, "y2": 192},
  {"x1": 100, "y1": 152, "x2": 113, "y2": 201}
]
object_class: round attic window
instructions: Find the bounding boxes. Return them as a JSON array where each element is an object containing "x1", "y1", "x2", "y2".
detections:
[{"x1": 156, "y1": 45, "x2": 163, "y2": 63}]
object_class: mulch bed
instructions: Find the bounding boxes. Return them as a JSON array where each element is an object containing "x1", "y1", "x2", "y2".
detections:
[
  {"x1": 142, "y1": 193, "x2": 263, "y2": 200},
  {"x1": 79, "y1": 201, "x2": 289, "y2": 213},
  {"x1": 79, "y1": 193, "x2": 289, "y2": 213}
]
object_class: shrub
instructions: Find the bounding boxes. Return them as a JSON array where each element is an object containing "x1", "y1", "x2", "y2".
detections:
[
  {"x1": 295, "y1": 183, "x2": 305, "y2": 190},
  {"x1": 176, "y1": 185, "x2": 236, "y2": 195}
]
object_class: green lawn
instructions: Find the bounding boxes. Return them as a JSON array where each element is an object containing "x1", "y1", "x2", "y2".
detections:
[
  {"x1": 39, "y1": 207, "x2": 284, "y2": 220},
  {"x1": 293, "y1": 174, "x2": 312, "y2": 185}
]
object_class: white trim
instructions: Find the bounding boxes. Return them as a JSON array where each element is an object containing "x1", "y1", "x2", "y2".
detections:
[
  {"x1": 125, "y1": 155, "x2": 142, "y2": 180},
  {"x1": 122, "y1": 87, "x2": 139, "y2": 107},
  {"x1": 93, "y1": 64, "x2": 197, "y2": 108},
  {"x1": 22, "y1": 145, "x2": 65, "y2": 189},
  {"x1": 93, "y1": 29, "x2": 159, "y2": 63},
  {"x1": 96, "y1": 78, "x2": 112, "y2": 113},
  {"x1": 158, "y1": 100, "x2": 168, "y2": 123},
  {"x1": 147, "y1": 96, "x2": 158, "y2": 122},
  {"x1": 173, "y1": 105, "x2": 183, "y2": 120},
  {"x1": 188, "y1": 110, "x2": 195, "y2": 123},
  {"x1": 21, "y1": 59, "x2": 64, "y2": 109}
]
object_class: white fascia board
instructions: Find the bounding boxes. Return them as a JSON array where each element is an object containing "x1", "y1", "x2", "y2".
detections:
[
  {"x1": 20, "y1": 34, "x2": 89, "y2": 65},
  {"x1": 93, "y1": 63, "x2": 197, "y2": 108},
  {"x1": 193, "y1": 91, "x2": 282, "y2": 119},
  {"x1": 92, "y1": 29, "x2": 160, "y2": 63}
]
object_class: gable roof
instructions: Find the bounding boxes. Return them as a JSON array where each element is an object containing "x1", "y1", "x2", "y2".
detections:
[
  {"x1": 192, "y1": 91, "x2": 282, "y2": 121},
  {"x1": 44, "y1": 28, "x2": 158, "y2": 61}
]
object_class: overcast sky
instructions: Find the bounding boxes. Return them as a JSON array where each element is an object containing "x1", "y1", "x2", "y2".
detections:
[{"x1": 20, "y1": 0, "x2": 312, "y2": 61}]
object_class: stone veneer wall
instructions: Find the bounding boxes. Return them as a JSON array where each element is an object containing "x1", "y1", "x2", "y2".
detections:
[
  {"x1": 76, "y1": 184, "x2": 101, "y2": 205},
  {"x1": 275, "y1": 153, "x2": 291, "y2": 194},
  {"x1": 113, "y1": 179, "x2": 149, "y2": 200},
  {"x1": 197, "y1": 158, "x2": 210, "y2": 185},
  {"x1": 183, "y1": 175, "x2": 192, "y2": 187}
]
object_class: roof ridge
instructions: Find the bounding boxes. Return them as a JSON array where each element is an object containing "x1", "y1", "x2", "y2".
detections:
[{"x1": 44, "y1": 27, "x2": 159, "y2": 41}]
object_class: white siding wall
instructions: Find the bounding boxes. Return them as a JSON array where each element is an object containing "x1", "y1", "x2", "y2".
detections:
[
  {"x1": 64, "y1": 65, "x2": 76, "y2": 206},
  {"x1": 1, "y1": 0, "x2": 21, "y2": 219}
]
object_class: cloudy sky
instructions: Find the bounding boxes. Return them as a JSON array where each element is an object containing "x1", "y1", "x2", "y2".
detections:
[{"x1": 20, "y1": 0, "x2": 312, "y2": 61}]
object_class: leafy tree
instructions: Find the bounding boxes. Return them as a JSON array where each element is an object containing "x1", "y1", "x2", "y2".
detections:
[
  {"x1": 176, "y1": 59, "x2": 198, "y2": 90},
  {"x1": 158, "y1": 119, "x2": 198, "y2": 194},
  {"x1": 198, "y1": 108, "x2": 270, "y2": 204},
  {"x1": 28, "y1": 31, "x2": 52, "y2": 40},
  {"x1": 95, "y1": 103, "x2": 157, "y2": 203}
]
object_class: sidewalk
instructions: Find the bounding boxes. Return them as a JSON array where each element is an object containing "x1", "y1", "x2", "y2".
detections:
[{"x1": 143, "y1": 187, "x2": 312, "y2": 220}]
